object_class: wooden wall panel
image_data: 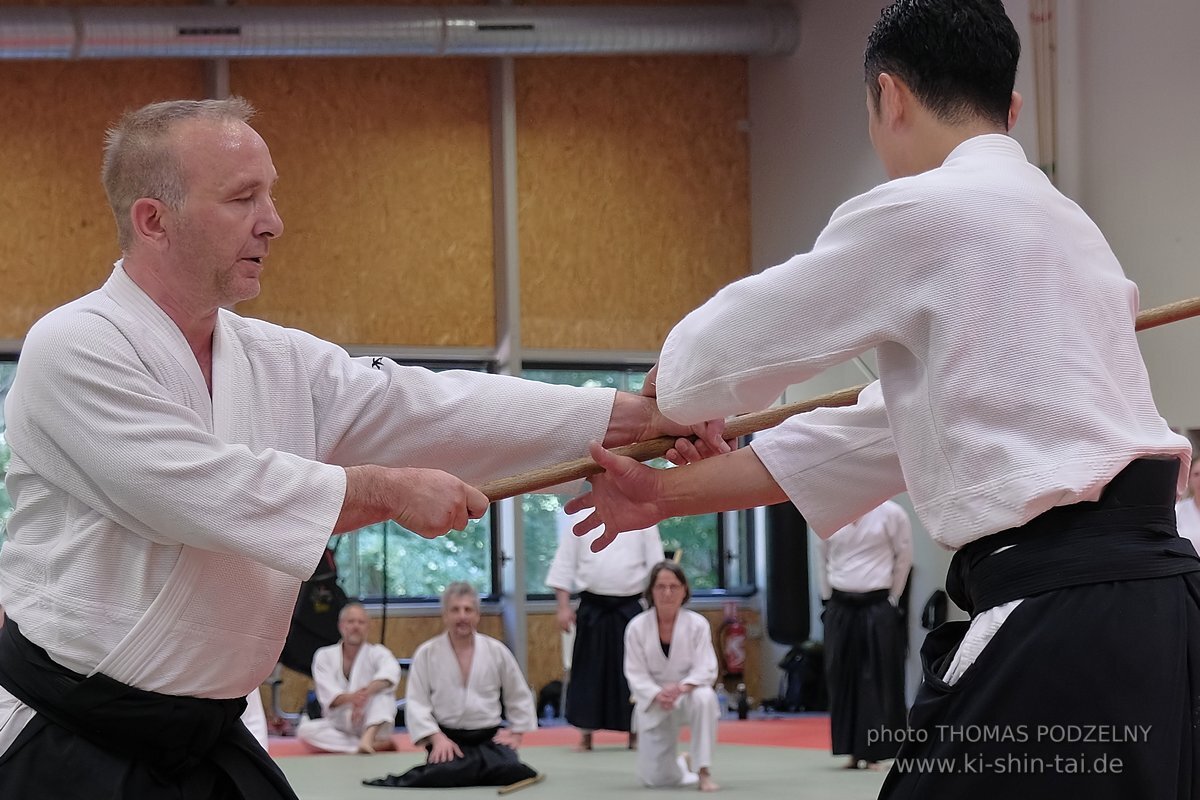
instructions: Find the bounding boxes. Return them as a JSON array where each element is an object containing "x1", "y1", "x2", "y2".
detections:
[
  {"x1": 516, "y1": 56, "x2": 750, "y2": 351},
  {"x1": 231, "y1": 59, "x2": 495, "y2": 347},
  {"x1": 0, "y1": 61, "x2": 203, "y2": 339}
]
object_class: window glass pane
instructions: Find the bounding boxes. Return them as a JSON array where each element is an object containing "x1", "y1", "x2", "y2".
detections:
[
  {"x1": 521, "y1": 364, "x2": 724, "y2": 594},
  {"x1": 335, "y1": 513, "x2": 493, "y2": 601},
  {"x1": 523, "y1": 492, "x2": 568, "y2": 597},
  {"x1": 659, "y1": 514, "x2": 719, "y2": 591},
  {"x1": 333, "y1": 359, "x2": 494, "y2": 601}
]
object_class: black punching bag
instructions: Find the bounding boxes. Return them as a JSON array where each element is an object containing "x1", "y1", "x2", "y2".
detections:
[{"x1": 765, "y1": 501, "x2": 810, "y2": 646}]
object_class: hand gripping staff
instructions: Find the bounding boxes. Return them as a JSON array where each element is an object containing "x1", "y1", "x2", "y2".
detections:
[{"x1": 478, "y1": 295, "x2": 1200, "y2": 503}]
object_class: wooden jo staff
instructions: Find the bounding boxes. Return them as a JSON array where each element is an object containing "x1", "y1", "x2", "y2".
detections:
[{"x1": 478, "y1": 295, "x2": 1200, "y2": 503}]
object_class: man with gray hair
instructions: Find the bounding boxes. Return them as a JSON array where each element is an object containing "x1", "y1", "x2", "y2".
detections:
[
  {"x1": 365, "y1": 582, "x2": 538, "y2": 788},
  {"x1": 296, "y1": 602, "x2": 401, "y2": 754},
  {"x1": 0, "y1": 97, "x2": 725, "y2": 799}
]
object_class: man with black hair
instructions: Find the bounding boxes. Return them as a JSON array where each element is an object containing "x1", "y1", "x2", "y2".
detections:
[
  {"x1": 567, "y1": 1, "x2": 1200, "y2": 797},
  {"x1": 0, "y1": 97, "x2": 727, "y2": 799}
]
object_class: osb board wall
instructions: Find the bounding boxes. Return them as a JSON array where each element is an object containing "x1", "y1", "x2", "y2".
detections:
[
  {"x1": 516, "y1": 56, "x2": 750, "y2": 351},
  {"x1": 231, "y1": 58, "x2": 496, "y2": 347},
  {"x1": 271, "y1": 607, "x2": 762, "y2": 720},
  {"x1": 1, "y1": 23, "x2": 747, "y2": 352},
  {"x1": 0, "y1": 61, "x2": 204, "y2": 339}
]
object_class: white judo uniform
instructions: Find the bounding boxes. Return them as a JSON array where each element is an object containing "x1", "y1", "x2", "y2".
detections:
[
  {"x1": 623, "y1": 609, "x2": 719, "y2": 787},
  {"x1": 296, "y1": 642, "x2": 401, "y2": 753},
  {"x1": 0, "y1": 262, "x2": 615, "y2": 756},
  {"x1": 404, "y1": 632, "x2": 537, "y2": 744},
  {"x1": 242, "y1": 688, "x2": 270, "y2": 751},
  {"x1": 1174, "y1": 498, "x2": 1200, "y2": 556}
]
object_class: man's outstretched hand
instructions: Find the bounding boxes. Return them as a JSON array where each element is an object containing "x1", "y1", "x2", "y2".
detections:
[{"x1": 564, "y1": 442, "x2": 669, "y2": 552}]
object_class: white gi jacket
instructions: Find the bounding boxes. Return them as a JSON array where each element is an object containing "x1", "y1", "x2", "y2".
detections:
[
  {"x1": 816, "y1": 500, "x2": 913, "y2": 600},
  {"x1": 0, "y1": 263, "x2": 614, "y2": 708},
  {"x1": 545, "y1": 511, "x2": 665, "y2": 597},
  {"x1": 653, "y1": 134, "x2": 1189, "y2": 548},
  {"x1": 311, "y1": 641, "x2": 401, "y2": 724},
  {"x1": 404, "y1": 632, "x2": 537, "y2": 745},
  {"x1": 1174, "y1": 499, "x2": 1200, "y2": 557},
  {"x1": 623, "y1": 609, "x2": 718, "y2": 730}
]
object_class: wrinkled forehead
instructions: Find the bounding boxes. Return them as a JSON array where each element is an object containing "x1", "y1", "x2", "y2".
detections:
[
  {"x1": 171, "y1": 117, "x2": 277, "y2": 189},
  {"x1": 340, "y1": 607, "x2": 368, "y2": 624},
  {"x1": 444, "y1": 593, "x2": 480, "y2": 611}
]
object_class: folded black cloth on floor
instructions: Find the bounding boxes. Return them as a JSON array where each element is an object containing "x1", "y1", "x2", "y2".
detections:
[{"x1": 364, "y1": 727, "x2": 537, "y2": 789}]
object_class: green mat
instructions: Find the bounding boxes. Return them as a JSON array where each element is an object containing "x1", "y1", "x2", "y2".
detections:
[{"x1": 277, "y1": 743, "x2": 887, "y2": 800}]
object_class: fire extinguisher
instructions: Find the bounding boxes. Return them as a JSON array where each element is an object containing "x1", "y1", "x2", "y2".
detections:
[{"x1": 718, "y1": 602, "x2": 746, "y2": 678}]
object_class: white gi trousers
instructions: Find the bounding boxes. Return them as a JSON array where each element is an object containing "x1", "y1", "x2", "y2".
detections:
[
  {"x1": 295, "y1": 694, "x2": 396, "y2": 754},
  {"x1": 633, "y1": 686, "x2": 719, "y2": 787}
]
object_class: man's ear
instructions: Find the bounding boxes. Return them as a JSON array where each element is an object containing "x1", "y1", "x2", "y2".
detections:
[
  {"x1": 130, "y1": 198, "x2": 170, "y2": 248},
  {"x1": 877, "y1": 73, "x2": 908, "y2": 130},
  {"x1": 1008, "y1": 91, "x2": 1023, "y2": 131}
]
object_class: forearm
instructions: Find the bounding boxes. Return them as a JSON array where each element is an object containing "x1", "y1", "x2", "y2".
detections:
[
  {"x1": 366, "y1": 678, "x2": 394, "y2": 696},
  {"x1": 334, "y1": 465, "x2": 395, "y2": 533},
  {"x1": 656, "y1": 447, "x2": 787, "y2": 518},
  {"x1": 603, "y1": 392, "x2": 654, "y2": 447},
  {"x1": 554, "y1": 588, "x2": 572, "y2": 611}
]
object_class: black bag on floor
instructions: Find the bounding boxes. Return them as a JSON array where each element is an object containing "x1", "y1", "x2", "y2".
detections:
[{"x1": 773, "y1": 640, "x2": 827, "y2": 712}]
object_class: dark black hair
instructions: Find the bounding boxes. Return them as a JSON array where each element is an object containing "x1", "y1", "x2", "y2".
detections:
[{"x1": 864, "y1": 0, "x2": 1020, "y2": 128}]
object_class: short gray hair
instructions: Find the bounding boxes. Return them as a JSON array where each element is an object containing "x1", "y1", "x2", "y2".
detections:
[
  {"x1": 441, "y1": 581, "x2": 479, "y2": 609},
  {"x1": 338, "y1": 601, "x2": 367, "y2": 622},
  {"x1": 100, "y1": 97, "x2": 256, "y2": 252}
]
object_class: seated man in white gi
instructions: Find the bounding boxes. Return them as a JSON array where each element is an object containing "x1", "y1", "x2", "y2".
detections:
[
  {"x1": 296, "y1": 602, "x2": 401, "y2": 754},
  {"x1": 364, "y1": 582, "x2": 538, "y2": 788},
  {"x1": 625, "y1": 561, "x2": 720, "y2": 792}
]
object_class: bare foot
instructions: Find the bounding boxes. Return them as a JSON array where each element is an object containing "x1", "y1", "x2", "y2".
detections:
[
  {"x1": 572, "y1": 732, "x2": 593, "y2": 752},
  {"x1": 698, "y1": 769, "x2": 720, "y2": 792},
  {"x1": 627, "y1": 732, "x2": 638, "y2": 750},
  {"x1": 864, "y1": 761, "x2": 886, "y2": 772},
  {"x1": 358, "y1": 724, "x2": 385, "y2": 754},
  {"x1": 842, "y1": 757, "x2": 860, "y2": 770},
  {"x1": 373, "y1": 737, "x2": 397, "y2": 752}
]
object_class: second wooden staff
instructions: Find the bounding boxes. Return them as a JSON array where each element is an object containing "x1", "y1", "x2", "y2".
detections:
[{"x1": 478, "y1": 295, "x2": 1200, "y2": 503}]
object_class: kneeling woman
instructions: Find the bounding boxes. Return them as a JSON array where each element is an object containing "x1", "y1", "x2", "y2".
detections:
[{"x1": 624, "y1": 561, "x2": 720, "y2": 792}]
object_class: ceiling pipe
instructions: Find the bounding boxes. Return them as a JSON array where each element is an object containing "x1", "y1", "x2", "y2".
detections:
[{"x1": 0, "y1": 5, "x2": 798, "y2": 60}]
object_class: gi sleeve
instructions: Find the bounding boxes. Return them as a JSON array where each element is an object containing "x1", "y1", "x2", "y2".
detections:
[
  {"x1": 887, "y1": 504, "x2": 914, "y2": 601},
  {"x1": 403, "y1": 644, "x2": 441, "y2": 745},
  {"x1": 749, "y1": 381, "x2": 907, "y2": 537},
  {"x1": 679, "y1": 614, "x2": 718, "y2": 689},
  {"x1": 495, "y1": 642, "x2": 538, "y2": 734}
]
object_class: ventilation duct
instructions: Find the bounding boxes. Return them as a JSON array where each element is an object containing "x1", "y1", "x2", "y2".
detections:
[{"x1": 0, "y1": 5, "x2": 798, "y2": 60}]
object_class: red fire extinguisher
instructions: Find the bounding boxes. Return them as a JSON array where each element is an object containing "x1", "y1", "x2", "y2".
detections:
[{"x1": 719, "y1": 602, "x2": 746, "y2": 678}]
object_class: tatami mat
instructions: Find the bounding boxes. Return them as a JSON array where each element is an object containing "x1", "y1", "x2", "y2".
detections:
[{"x1": 274, "y1": 717, "x2": 889, "y2": 800}]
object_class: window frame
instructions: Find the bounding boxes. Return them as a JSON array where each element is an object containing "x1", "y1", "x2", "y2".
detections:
[{"x1": 520, "y1": 360, "x2": 756, "y2": 601}]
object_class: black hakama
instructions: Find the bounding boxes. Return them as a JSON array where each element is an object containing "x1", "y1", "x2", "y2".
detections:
[
  {"x1": 565, "y1": 591, "x2": 642, "y2": 732},
  {"x1": 880, "y1": 457, "x2": 1200, "y2": 799},
  {"x1": 0, "y1": 620, "x2": 298, "y2": 800},
  {"x1": 824, "y1": 587, "x2": 907, "y2": 763},
  {"x1": 363, "y1": 727, "x2": 537, "y2": 788}
]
